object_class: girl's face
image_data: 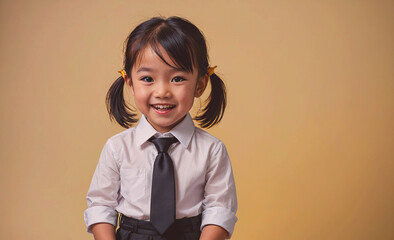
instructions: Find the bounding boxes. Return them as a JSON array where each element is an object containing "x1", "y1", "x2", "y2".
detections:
[{"x1": 126, "y1": 45, "x2": 208, "y2": 133}]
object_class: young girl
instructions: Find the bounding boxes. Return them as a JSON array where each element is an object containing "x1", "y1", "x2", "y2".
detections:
[{"x1": 84, "y1": 16, "x2": 237, "y2": 240}]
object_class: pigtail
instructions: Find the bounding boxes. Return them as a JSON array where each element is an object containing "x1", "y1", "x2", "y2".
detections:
[
  {"x1": 195, "y1": 73, "x2": 227, "y2": 128},
  {"x1": 105, "y1": 76, "x2": 137, "y2": 128}
]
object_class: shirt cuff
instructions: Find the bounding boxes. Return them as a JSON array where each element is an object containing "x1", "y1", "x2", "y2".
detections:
[
  {"x1": 201, "y1": 206, "x2": 238, "y2": 238},
  {"x1": 84, "y1": 206, "x2": 118, "y2": 233}
]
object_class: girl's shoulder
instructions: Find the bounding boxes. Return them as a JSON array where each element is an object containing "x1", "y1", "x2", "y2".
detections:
[
  {"x1": 193, "y1": 127, "x2": 226, "y2": 148},
  {"x1": 104, "y1": 127, "x2": 137, "y2": 150},
  {"x1": 193, "y1": 127, "x2": 230, "y2": 160},
  {"x1": 194, "y1": 127, "x2": 220, "y2": 141},
  {"x1": 108, "y1": 127, "x2": 135, "y2": 141}
]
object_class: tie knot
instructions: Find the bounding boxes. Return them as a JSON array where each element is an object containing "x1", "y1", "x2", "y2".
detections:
[{"x1": 149, "y1": 137, "x2": 178, "y2": 153}]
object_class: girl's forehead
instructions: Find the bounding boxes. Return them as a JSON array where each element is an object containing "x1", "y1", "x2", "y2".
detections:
[
  {"x1": 133, "y1": 44, "x2": 196, "y2": 73},
  {"x1": 134, "y1": 45, "x2": 172, "y2": 66}
]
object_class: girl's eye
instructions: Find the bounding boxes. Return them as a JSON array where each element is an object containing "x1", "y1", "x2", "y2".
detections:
[
  {"x1": 140, "y1": 76, "x2": 153, "y2": 82},
  {"x1": 172, "y1": 76, "x2": 185, "y2": 83}
]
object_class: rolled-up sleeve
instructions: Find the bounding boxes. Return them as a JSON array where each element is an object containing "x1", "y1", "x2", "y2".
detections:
[
  {"x1": 202, "y1": 141, "x2": 238, "y2": 237},
  {"x1": 84, "y1": 139, "x2": 120, "y2": 233}
]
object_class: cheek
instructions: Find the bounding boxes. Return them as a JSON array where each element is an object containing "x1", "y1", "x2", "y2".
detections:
[
  {"x1": 133, "y1": 86, "x2": 149, "y2": 99},
  {"x1": 177, "y1": 86, "x2": 195, "y2": 105}
]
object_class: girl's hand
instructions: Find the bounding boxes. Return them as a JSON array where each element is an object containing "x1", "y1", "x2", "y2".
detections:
[
  {"x1": 91, "y1": 222, "x2": 116, "y2": 240},
  {"x1": 200, "y1": 225, "x2": 229, "y2": 240}
]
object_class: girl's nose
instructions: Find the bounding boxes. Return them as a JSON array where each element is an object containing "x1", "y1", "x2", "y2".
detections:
[{"x1": 154, "y1": 82, "x2": 171, "y2": 98}]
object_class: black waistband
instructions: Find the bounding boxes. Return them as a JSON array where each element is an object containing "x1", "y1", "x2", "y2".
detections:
[{"x1": 119, "y1": 213, "x2": 202, "y2": 235}]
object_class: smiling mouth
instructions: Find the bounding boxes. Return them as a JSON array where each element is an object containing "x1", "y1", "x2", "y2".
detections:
[{"x1": 151, "y1": 104, "x2": 176, "y2": 110}]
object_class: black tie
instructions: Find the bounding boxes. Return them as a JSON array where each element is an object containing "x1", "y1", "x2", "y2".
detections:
[{"x1": 149, "y1": 136, "x2": 179, "y2": 234}]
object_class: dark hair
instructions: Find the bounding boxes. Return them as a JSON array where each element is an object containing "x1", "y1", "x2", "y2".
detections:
[{"x1": 106, "y1": 16, "x2": 227, "y2": 129}]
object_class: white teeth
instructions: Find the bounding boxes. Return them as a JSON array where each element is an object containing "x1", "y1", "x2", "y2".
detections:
[{"x1": 153, "y1": 104, "x2": 174, "y2": 109}]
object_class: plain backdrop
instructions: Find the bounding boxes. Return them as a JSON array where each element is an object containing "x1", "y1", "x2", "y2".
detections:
[{"x1": 0, "y1": 0, "x2": 393, "y2": 239}]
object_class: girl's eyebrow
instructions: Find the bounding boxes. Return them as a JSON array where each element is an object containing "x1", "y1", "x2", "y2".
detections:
[
  {"x1": 136, "y1": 67, "x2": 188, "y2": 73},
  {"x1": 137, "y1": 67, "x2": 155, "y2": 73}
]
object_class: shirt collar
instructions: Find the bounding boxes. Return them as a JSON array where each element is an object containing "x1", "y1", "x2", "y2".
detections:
[{"x1": 135, "y1": 113, "x2": 195, "y2": 148}]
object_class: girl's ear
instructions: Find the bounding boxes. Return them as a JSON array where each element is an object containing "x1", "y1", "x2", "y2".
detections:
[
  {"x1": 195, "y1": 75, "x2": 209, "y2": 98},
  {"x1": 125, "y1": 76, "x2": 135, "y2": 96}
]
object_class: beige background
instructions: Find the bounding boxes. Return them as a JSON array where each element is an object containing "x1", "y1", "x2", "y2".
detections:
[{"x1": 0, "y1": 0, "x2": 393, "y2": 239}]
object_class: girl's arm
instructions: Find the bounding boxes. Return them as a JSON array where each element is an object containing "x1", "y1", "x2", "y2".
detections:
[
  {"x1": 201, "y1": 141, "x2": 237, "y2": 239},
  {"x1": 91, "y1": 223, "x2": 116, "y2": 240},
  {"x1": 200, "y1": 224, "x2": 228, "y2": 240},
  {"x1": 85, "y1": 140, "x2": 120, "y2": 238}
]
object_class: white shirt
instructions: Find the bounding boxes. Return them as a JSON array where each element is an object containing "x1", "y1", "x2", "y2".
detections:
[{"x1": 84, "y1": 113, "x2": 238, "y2": 236}]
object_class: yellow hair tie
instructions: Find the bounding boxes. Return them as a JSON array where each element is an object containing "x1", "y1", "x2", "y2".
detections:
[
  {"x1": 207, "y1": 65, "x2": 217, "y2": 77},
  {"x1": 118, "y1": 69, "x2": 127, "y2": 79}
]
